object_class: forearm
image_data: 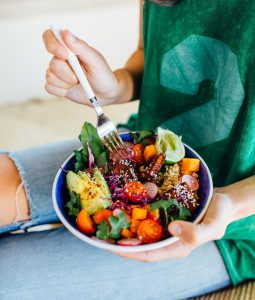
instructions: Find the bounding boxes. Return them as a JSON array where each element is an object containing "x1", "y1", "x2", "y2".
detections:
[
  {"x1": 113, "y1": 48, "x2": 144, "y2": 104},
  {"x1": 216, "y1": 176, "x2": 255, "y2": 223}
]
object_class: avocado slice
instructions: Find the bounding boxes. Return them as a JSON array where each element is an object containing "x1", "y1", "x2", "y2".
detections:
[
  {"x1": 66, "y1": 171, "x2": 87, "y2": 194},
  {"x1": 66, "y1": 170, "x2": 112, "y2": 215},
  {"x1": 93, "y1": 167, "x2": 111, "y2": 199}
]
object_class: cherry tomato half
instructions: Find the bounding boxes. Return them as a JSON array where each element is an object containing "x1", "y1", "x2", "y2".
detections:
[
  {"x1": 181, "y1": 174, "x2": 199, "y2": 191},
  {"x1": 124, "y1": 181, "x2": 148, "y2": 203},
  {"x1": 137, "y1": 219, "x2": 163, "y2": 244},
  {"x1": 77, "y1": 209, "x2": 95, "y2": 234},
  {"x1": 132, "y1": 144, "x2": 144, "y2": 164}
]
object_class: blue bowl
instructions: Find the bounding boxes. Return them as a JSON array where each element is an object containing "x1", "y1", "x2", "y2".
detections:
[{"x1": 52, "y1": 133, "x2": 213, "y2": 253}]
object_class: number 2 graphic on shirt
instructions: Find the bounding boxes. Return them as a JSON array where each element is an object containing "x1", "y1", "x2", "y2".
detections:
[{"x1": 160, "y1": 34, "x2": 244, "y2": 148}]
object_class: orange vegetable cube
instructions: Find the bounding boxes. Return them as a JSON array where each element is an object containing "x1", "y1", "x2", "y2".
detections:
[
  {"x1": 148, "y1": 209, "x2": 160, "y2": 221},
  {"x1": 182, "y1": 158, "x2": 200, "y2": 172},
  {"x1": 121, "y1": 229, "x2": 135, "y2": 238},
  {"x1": 143, "y1": 205, "x2": 151, "y2": 213},
  {"x1": 93, "y1": 209, "x2": 112, "y2": 224},
  {"x1": 130, "y1": 219, "x2": 141, "y2": 233},
  {"x1": 143, "y1": 145, "x2": 157, "y2": 162},
  {"x1": 132, "y1": 207, "x2": 148, "y2": 220},
  {"x1": 182, "y1": 170, "x2": 193, "y2": 176}
]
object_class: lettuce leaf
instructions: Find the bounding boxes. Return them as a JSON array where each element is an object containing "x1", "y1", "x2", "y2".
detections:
[
  {"x1": 150, "y1": 199, "x2": 191, "y2": 227},
  {"x1": 66, "y1": 192, "x2": 81, "y2": 217},
  {"x1": 96, "y1": 212, "x2": 130, "y2": 240},
  {"x1": 78, "y1": 122, "x2": 109, "y2": 168},
  {"x1": 131, "y1": 130, "x2": 155, "y2": 146},
  {"x1": 74, "y1": 150, "x2": 84, "y2": 173},
  {"x1": 108, "y1": 212, "x2": 130, "y2": 239},
  {"x1": 96, "y1": 220, "x2": 110, "y2": 240}
]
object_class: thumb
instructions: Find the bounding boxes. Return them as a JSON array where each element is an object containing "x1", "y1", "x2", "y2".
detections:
[
  {"x1": 168, "y1": 220, "x2": 219, "y2": 247},
  {"x1": 168, "y1": 221, "x2": 199, "y2": 246},
  {"x1": 61, "y1": 29, "x2": 101, "y2": 68}
]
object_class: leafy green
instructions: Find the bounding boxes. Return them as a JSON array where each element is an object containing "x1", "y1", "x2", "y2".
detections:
[
  {"x1": 74, "y1": 150, "x2": 85, "y2": 173},
  {"x1": 178, "y1": 205, "x2": 192, "y2": 220},
  {"x1": 96, "y1": 220, "x2": 111, "y2": 240},
  {"x1": 80, "y1": 122, "x2": 104, "y2": 157},
  {"x1": 79, "y1": 122, "x2": 109, "y2": 167},
  {"x1": 108, "y1": 212, "x2": 130, "y2": 239},
  {"x1": 89, "y1": 141, "x2": 103, "y2": 160},
  {"x1": 95, "y1": 212, "x2": 130, "y2": 240},
  {"x1": 65, "y1": 192, "x2": 81, "y2": 217},
  {"x1": 97, "y1": 152, "x2": 109, "y2": 172},
  {"x1": 131, "y1": 130, "x2": 155, "y2": 146},
  {"x1": 150, "y1": 199, "x2": 191, "y2": 227}
]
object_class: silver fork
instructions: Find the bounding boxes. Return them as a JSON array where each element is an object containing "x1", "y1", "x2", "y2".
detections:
[
  {"x1": 90, "y1": 97, "x2": 129, "y2": 159},
  {"x1": 50, "y1": 25, "x2": 129, "y2": 160}
]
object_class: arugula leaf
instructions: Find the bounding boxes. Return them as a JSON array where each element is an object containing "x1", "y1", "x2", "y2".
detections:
[
  {"x1": 151, "y1": 200, "x2": 172, "y2": 227},
  {"x1": 89, "y1": 141, "x2": 103, "y2": 160},
  {"x1": 166, "y1": 199, "x2": 191, "y2": 221},
  {"x1": 74, "y1": 150, "x2": 84, "y2": 173},
  {"x1": 132, "y1": 130, "x2": 155, "y2": 146},
  {"x1": 96, "y1": 220, "x2": 110, "y2": 240},
  {"x1": 97, "y1": 152, "x2": 109, "y2": 173},
  {"x1": 150, "y1": 199, "x2": 191, "y2": 227},
  {"x1": 66, "y1": 192, "x2": 81, "y2": 217},
  {"x1": 80, "y1": 122, "x2": 104, "y2": 157},
  {"x1": 178, "y1": 206, "x2": 192, "y2": 220},
  {"x1": 108, "y1": 212, "x2": 130, "y2": 239},
  {"x1": 150, "y1": 199, "x2": 173, "y2": 211},
  {"x1": 79, "y1": 122, "x2": 109, "y2": 167}
]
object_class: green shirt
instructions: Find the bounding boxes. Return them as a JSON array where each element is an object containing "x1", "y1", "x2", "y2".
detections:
[{"x1": 137, "y1": 0, "x2": 255, "y2": 285}]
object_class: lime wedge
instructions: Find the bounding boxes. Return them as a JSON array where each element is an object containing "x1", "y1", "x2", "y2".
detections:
[{"x1": 155, "y1": 128, "x2": 185, "y2": 164}]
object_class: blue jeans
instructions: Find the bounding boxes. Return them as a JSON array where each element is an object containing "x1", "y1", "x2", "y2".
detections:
[{"x1": 0, "y1": 140, "x2": 231, "y2": 300}]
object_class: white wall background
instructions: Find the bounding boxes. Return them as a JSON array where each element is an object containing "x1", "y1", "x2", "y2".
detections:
[{"x1": 0, "y1": 0, "x2": 139, "y2": 104}]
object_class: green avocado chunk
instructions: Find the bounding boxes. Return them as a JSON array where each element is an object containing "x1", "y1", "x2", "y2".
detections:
[
  {"x1": 66, "y1": 171, "x2": 87, "y2": 194},
  {"x1": 93, "y1": 167, "x2": 111, "y2": 198},
  {"x1": 66, "y1": 169, "x2": 112, "y2": 215}
]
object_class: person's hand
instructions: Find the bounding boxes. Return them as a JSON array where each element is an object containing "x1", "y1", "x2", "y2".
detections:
[
  {"x1": 114, "y1": 189, "x2": 236, "y2": 262},
  {"x1": 43, "y1": 29, "x2": 120, "y2": 106}
]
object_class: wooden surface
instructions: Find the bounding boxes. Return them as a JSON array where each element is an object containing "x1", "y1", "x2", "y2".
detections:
[{"x1": 192, "y1": 281, "x2": 255, "y2": 300}]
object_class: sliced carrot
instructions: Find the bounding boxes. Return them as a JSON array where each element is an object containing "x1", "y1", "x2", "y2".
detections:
[
  {"x1": 143, "y1": 204, "x2": 151, "y2": 213},
  {"x1": 130, "y1": 219, "x2": 141, "y2": 233},
  {"x1": 77, "y1": 209, "x2": 95, "y2": 234},
  {"x1": 182, "y1": 158, "x2": 200, "y2": 172},
  {"x1": 121, "y1": 228, "x2": 135, "y2": 238},
  {"x1": 143, "y1": 145, "x2": 157, "y2": 162},
  {"x1": 132, "y1": 207, "x2": 148, "y2": 220},
  {"x1": 182, "y1": 170, "x2": 193, "y2": 175},
  {"x1": 93, "y1": 209, "x2": 112, "y2": 224}
]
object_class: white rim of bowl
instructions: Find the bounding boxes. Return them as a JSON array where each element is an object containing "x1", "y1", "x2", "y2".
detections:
[{"x1": 52, "y1": 142, "x2": 213, "y2": 253}]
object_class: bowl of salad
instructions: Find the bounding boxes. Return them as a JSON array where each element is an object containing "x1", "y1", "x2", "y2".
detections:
[{"x1": 52, "y1": 122, "x2": 213, "y2": 253}]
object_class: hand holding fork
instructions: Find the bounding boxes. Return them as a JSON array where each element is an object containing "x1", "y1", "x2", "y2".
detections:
[{"x1": 50, "y1": 25, "x2": 129, "y2": 160}]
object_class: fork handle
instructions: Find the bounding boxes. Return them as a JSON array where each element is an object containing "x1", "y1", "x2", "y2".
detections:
[{"x1": 50, "y1": 24, "x2": 103, "y2": 116}]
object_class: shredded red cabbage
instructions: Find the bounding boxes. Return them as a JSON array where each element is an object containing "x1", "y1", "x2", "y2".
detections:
[
  {"x1": 105, "y1": 173, "x2": 151, "y2": 208},
  {"x1": 87, "y1": 142, "x2": 95, "y2": 169},
  {"x1": 105, "y1": 174, "x2": 126, "y2": 202}
]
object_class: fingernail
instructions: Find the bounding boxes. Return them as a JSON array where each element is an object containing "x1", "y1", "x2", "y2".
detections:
[
  {"x1": 170, "y1": 224, "x2": 182, "y2": 236},
  {"x1": 67, "y1": 30, "x2": 76, "y2": 43}
]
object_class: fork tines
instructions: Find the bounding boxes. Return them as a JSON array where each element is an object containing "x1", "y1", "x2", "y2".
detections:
[{"x1": 102, "y1": 130, "x2": 130, "y2": 160}]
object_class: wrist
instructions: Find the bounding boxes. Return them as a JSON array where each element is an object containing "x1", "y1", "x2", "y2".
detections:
[
  {"x1": 112, "y1": 68, "x2": 135, "y2": 104},
  {"x1": 215, "y1": 176, "x2": 255, "y2": 223},
  {"x1": 214, "y1": 187, "x2": 240, "y2": 223}
]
